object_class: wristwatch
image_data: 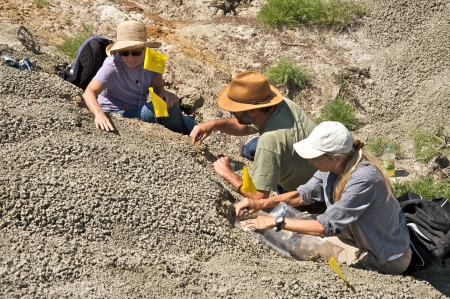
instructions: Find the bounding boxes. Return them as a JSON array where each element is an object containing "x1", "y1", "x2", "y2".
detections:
[{"x1": 275, "y1": 216, "x2": 285, "y2": 232}]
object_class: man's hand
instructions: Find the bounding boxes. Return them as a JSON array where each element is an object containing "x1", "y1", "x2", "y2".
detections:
[
  {"x1": 235, "y1": 198, "x2": 262, "y2": 218},
  {"x1": 95, "y1": 111, "x2": 115, "y2": 132},
  {"x1": 213, "y1": 156, "x2": 234, "y2": 178},
  {"x1": 190, "y1": 122, "x2": 214, "y2": 145}
]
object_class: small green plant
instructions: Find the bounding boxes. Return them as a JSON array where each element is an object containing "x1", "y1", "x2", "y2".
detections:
[
  {"x1": 33, "y1": 0, "x2": 49, "y2": 8},
  {"x1": 81, "y1": 23, "x2": 95, "y2": 34},
  {"x1": 407, "y1": 123, "x2": 449, "y2": 163},
  {"x1": 265, "y1": 58, "x2": 310, "y2": 88},
  {"x1": 56, "y1": 23, "x2": 94, "y2": 60},
  {"x1": 314, "y1": 97, "x2": 358, "y2": 130},
  {"x1": 257, "y1": 0, "x2": 366, "y2": 29},
  {"x1": 393, "y1": 176, "x2": 450, "y2": 200},
  {"x1": 337, "y1": 74, "x2": 346, "y2": 92},
  {"x1": 366, "y1": 136, "x2": 401, "y2": 158},
  {"x1": 64, "y1": 18, "x2": 73, "y2": 26},
  {"x1": 56, "y1": 33, "x2": 87, "y2": 60}
]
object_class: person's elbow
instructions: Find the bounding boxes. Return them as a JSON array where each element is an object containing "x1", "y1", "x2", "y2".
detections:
[
  {"x1": 82, "y1": 86, "x2": 96, "y2": 102},
  {"x1": 308, "y1": 221, "x2": 327, "y2": 237},
  {"x1": 252, "y1": 190, "x2": 271, "y2": 200},
  {"x1": 307, "y1": 227, "x2": 326, "y2": 238},
  {"x1": 81, "y1": 89, "x2": 89, "y2": 101},
  {"x1": 317, "y1": 230, "x2": 326, "y2": 238},
  {"x1": 84, "y1": 80, "x2": 103, "y2": 98}
]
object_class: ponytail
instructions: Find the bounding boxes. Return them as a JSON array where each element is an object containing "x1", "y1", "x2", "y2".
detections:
[{"x1": 332, "y1": 140, "x2": 393, "y2": 202}]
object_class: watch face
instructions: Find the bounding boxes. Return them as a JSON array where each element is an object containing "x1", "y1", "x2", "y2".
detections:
[{"x1": 275, "y1": 216, "x2": 284, "y2": 231}]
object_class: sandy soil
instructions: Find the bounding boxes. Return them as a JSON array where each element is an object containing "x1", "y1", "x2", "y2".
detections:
[{"x1": 0, "y1": 0, "x2": 450, "y2": 298}]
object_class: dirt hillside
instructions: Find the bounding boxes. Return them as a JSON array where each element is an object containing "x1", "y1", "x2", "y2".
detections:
[{"x1": 1, "y1": 0, "x2": 450, "y2": 298}]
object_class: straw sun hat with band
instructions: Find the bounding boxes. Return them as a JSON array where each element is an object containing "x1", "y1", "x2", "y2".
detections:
[
  {"x1": 217, "y1": 71, "x2": 283, "y2": 112},
  {"x1": 106, "y1": 20, "x2": 162, "y2": 56}
]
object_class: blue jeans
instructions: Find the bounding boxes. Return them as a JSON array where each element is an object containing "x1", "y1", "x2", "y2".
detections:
[
  {"x1": 242, "y1": 137, "x2": 258, "y2": 160},
  {"x1": 113, "y1": 102, "x2": 195, "y2": 135},
  {"x1": 276, "y1": 184, "x2": 286, "y2": 195}
]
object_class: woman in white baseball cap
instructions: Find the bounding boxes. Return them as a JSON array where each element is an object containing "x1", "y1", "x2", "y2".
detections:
[{"x1": 236, "y1": 121, "x2": 412, "y2": 275}]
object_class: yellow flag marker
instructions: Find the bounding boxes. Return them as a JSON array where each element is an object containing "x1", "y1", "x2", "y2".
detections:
[
  {"x1": 241, "y1": 166, "x2": 257, "y2": 193},
  {"x1": 149, "y1": 87, "x2": 168, "y2": 117},
  {"x1": 328, "y1": 257, "x2": 352, "y2": 287},
  {"x1": 143, "y1": 48, "x2": 167, "y2": 73}
]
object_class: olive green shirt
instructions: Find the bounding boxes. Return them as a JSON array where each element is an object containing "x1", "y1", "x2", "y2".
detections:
[{"x1": 251, "y1": 98, "x2": 317, "y2": 192}]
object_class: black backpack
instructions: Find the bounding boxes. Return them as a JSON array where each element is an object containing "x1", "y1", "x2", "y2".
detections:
[
  {"x1": 397, "y1": 191, "x2": 450, "y2": 273},
  {"x1": 66, "y1": 36, "x2": 114, "y2": 90}
]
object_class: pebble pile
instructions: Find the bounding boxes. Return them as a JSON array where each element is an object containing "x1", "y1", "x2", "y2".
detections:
[{"x1": 0, "y1": 59, "x2": 449, "y2": 298}]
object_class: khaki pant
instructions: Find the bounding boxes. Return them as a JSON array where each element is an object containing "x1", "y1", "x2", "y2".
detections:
[{"x1": 323, "y1": 236, "x2": 412, "y2": 275}]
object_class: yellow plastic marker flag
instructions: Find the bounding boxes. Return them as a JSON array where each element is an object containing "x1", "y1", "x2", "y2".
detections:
[
  {"x1": 149, "y1": 87, "x2": 168, "y2": 117},
  {"x1": 143, "y1": 48, "x2": 167, "y2": 73},
  {"x1": 241, "y1": 166, "x2": 257, "y2": 193},
  {"x1": 328, "y1": 257, "x2": 352, "y2": 287}
]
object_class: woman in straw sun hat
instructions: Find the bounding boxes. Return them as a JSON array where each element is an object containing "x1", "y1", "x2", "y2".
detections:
[
  {"x1": 235, "y1": 121, "x2": 412, "y2": 275},
  {"x1": 83, "y1": 20, "x2": 194, "y2": 135}
]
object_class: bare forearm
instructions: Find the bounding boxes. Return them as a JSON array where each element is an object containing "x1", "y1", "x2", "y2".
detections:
[
  {"x1": 83, "y1": 89, "x2": 104, "y2": 116},
  {"x1": 283, "y1": 219, "x2": 326, "y2": 237},
  {"x1": 240, "y1": 189, "x2": 270, "y2": 200},
  {"x1": 82, "y1": 80, "x2": 105, "y2": 116},
  {"x1": 258, "y1": 191, "x2": 304, "y2": 210},
  {"x1": 218, "y1": 166, "x2": 269, "y2": 199},
  {"x1": 242, "y1": 216, "x2": 326, "y2": 237},
  {"x1": 82, "y1": 80, "x2": 115, "y2": 131},
  {"x1": 213, "y1": 157, "x2": 269, "y2": 199},
  {"x1": 221, "y1": 170, "x2": 243, "y2": 191},
  {"x1": 209, "y1": 118, "x2": 256, "y2": 136}
]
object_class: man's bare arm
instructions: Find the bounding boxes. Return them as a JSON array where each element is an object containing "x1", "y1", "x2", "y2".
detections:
[{"x1": 190, "y1": 117, "x2": 257, "y2": 144}]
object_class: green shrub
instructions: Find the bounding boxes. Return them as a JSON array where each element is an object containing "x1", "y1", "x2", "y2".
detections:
[
  {"x1": 56, "y1": 33, "x2": 87, "y2": 60},
  {"x1": 257, "y1": 0, "x2": 366, "y2": 29},
  {"x1": 33, "y1": 0, "x2": 49, "y2": 8},
  {"x1": 393, "y1": 176, "x2": 450, "y2": 200},
  {"x1": 337, "y1": 74, "x2": 346, "y2": 92},
  {"x1": 314, "y1": 97, "x2": 358, "y2": 130},
  {"x1": 366, "y1": 136, "x2": 401, "y2": 158},
  {"x1": 407, "y1": 124, "x2": 449, "y2": 163},
  {"x1": 56, "y1": 23, "x2": 94, "y2": 60},
  {"x1": 265, "y1": 58, "x2": 310, "y2": 88},
  {"x1": 81, "y1": 23, "x2": 95, "y2": 34}
]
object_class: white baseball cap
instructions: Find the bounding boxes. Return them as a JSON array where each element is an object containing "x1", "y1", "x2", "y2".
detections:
[{"x1": 294, "y1": 121, "x2": 354, "y2": 159}]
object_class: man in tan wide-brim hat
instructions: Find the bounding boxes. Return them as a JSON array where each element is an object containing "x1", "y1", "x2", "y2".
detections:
[
  {"x1": 190, "y1": 71, "x2": 320, "y2": 204},
  {"x1": 83, "y1": 20, "x2": 195, "y2": 135}
]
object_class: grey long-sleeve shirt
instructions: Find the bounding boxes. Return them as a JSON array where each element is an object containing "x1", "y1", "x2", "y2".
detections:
[{"x1": 297, "y1": 161, "x2": 410, "y2": 265}]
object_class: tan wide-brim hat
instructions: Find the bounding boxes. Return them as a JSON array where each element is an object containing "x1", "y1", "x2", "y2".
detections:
[
  {"x1": 106, "y1": 20, "x2": 162, "y2": 56},
  {"x1": 217, "y1": 71, "x2": 283, "y2": 112}
]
